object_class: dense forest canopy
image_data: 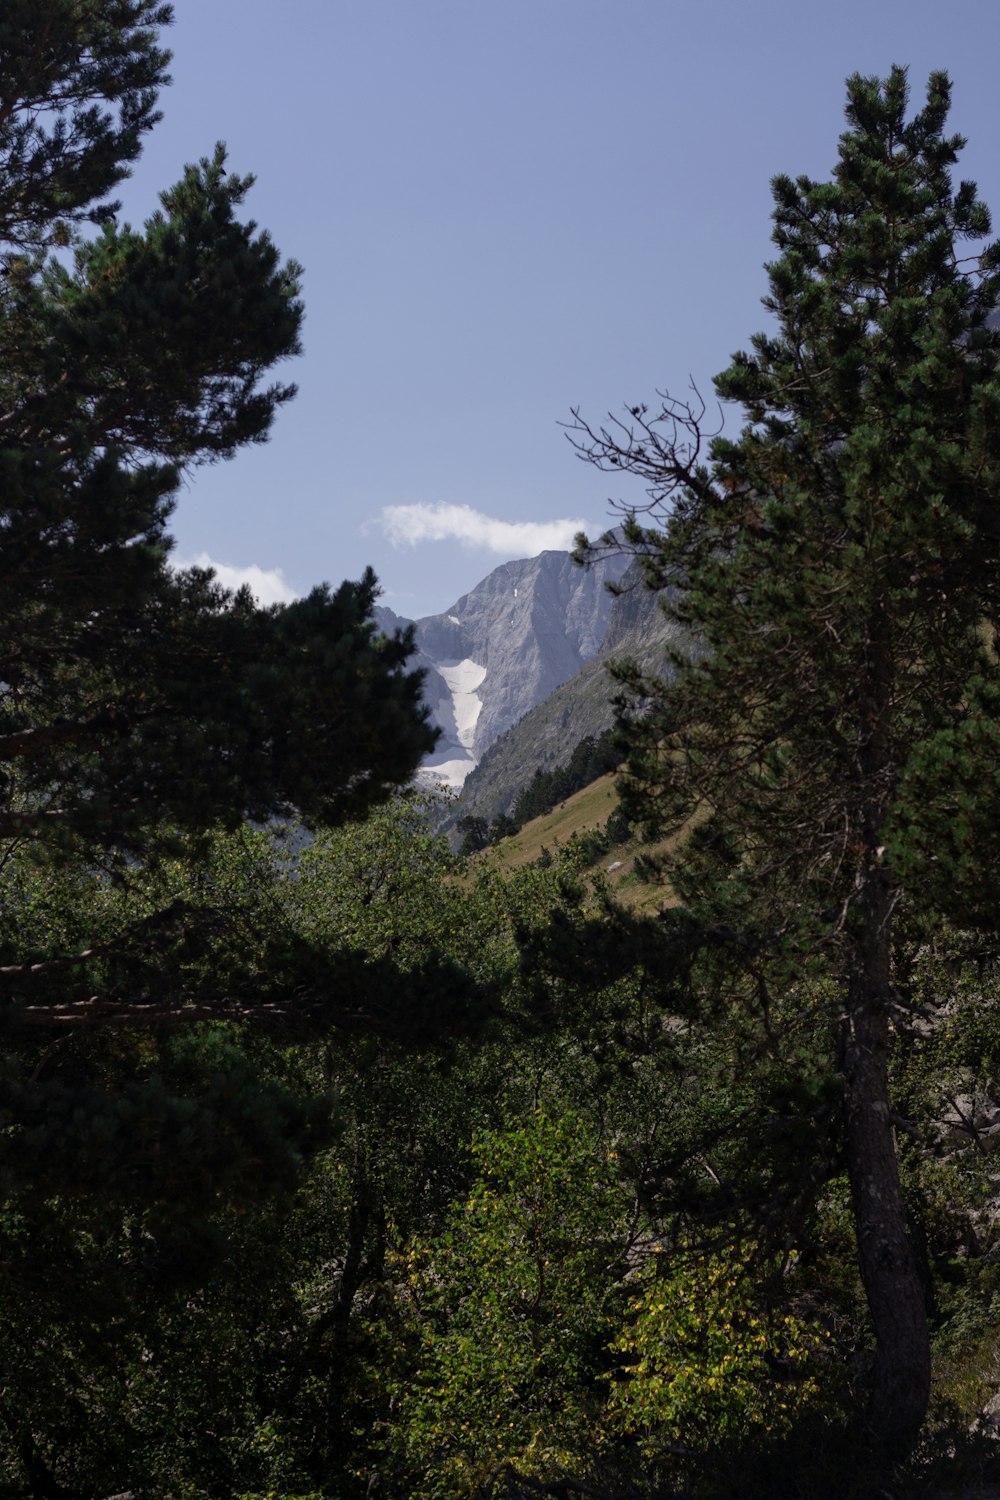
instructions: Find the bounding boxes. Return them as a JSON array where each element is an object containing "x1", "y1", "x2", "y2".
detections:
[{"x1": 3, "y1": 12, "x2": 1000, "y2": 1498}]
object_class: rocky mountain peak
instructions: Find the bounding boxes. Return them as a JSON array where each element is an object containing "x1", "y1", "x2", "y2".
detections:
[{"x1": 375, "y1": 549, "x2": 630, "y2": 788}]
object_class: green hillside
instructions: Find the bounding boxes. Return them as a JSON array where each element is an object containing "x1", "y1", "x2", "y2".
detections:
[
  {"x1": 484, "y1": 770, "x2": 685, "y2": 913},
  {"x1": 487, "y1": 772, "x2": 618, "y2": 868}
]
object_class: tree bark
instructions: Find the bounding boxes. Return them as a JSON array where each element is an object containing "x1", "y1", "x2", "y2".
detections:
[
  {"x1": 841, "y1": 864, "x2": 930, "y2": 1449},
  {"x1": 839, "y1": 608, "x2": 931, "y2": 1449}
]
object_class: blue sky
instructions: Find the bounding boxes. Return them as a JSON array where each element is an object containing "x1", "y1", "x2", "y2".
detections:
[{"x1": 116, "y1": 0, "x2": 1000, "y2": 619}]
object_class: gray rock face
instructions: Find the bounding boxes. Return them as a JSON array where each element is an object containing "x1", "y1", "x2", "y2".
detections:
[
  {"x1": 451, "y1": 558, "x2": 689, "y2": 826},
  {"x1": 374, "y1": 551, "x2": 630, "y2": 787},
  {"x1": 598, "y1": 561, "x2": 674, "y2": 658}
]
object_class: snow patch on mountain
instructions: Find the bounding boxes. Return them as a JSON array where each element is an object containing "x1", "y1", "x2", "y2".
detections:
[
  {"x1": 420, "y1": 755, "x2": 477, "y2": 791},
  {"x1": 419, "y1": 657, "x2": 487, "y2": 790},
  {"x1": 438, "y1": 658, "x2": 486, "y2": 748},
  {"x1": 376, "y1": 549, "x2": 631, "y2": 792}
]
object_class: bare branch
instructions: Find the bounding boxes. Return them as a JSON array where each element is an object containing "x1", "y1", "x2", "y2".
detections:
[{"x1": 562, "y1": 383, "x2": 723, "y2": 523}]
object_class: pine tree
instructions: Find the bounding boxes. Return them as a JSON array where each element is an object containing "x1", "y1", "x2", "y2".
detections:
[
  {"x1": 571, "y1": 67, "x2": 1000, "y2": 1448},
  {"x1": 0, "y1": 2, "x2": 438, "y2": 1212},
  {"x1": 0, "y1": 16, "x2": 438, "y2": 1483},
  {"x1": 0, "y1": 2, "x2": 436, "y2": 873}
]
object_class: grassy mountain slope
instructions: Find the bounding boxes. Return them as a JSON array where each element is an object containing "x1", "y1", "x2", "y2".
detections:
[{"x1": 483, "y1": 771, "x2": 687, "y2": 914}]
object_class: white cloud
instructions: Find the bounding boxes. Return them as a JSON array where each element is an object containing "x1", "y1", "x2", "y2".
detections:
[
  {"x1": 176, "y1": 552, "x2": 298, "y2": 607},
  {"x1": 379, "y1": 502, "x2": 590, "y2": 557}
]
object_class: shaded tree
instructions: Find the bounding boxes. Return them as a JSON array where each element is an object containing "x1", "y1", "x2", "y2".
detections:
[
  {"x1": 0, "y1": 2, "x2": 436, "y2": 927},
  {"x1": 458, "y1": 814, "x2": 492, "y2": 855},
  {"x1": 509, "y1": 732, "x2": 620, "y2": 832},
  {"x1": 0, "y1": 802, "x2": 515, "y2": 1497},
  {"x1": 571, "y1": 67, "x2": 1000, "y2": 1450},
  {"x1": 0, "y1": 17, "x2": 440, "y2": 1487}
]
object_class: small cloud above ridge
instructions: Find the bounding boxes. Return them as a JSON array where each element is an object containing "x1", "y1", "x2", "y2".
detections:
[
  {"x1": 176, "y1": 552, "x2": 298, "y2": 607},
  {"x1": 379, "y1": 502, "x2": 591, "y2": 557}
]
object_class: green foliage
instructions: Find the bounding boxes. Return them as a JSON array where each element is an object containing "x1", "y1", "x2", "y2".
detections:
[
  {"x1": 490, "y1": 811, "x2": 519, "y2": 843},
  {"x1": 6, "y1": 794, "x2": 995, "y2": 1496},
  {"x1": 572, "y1": 66, "x2": 1000, "y2": 1446},
  {"x1": 0, "y1": 0, "x2": 172, "y2": 249},
  {"x1": 457, "y1": 813, "x2": 492, "y2": 854},
  {"x1": 561, "y1": 826, "x2": 611, "y2": 868},
  {"x1": 0, "y1": 2, "x2": 436, "y2": 878},
  {"x1": 0, "y1": 6, "x2": 438, "y2": 1481},
  {"x1": 0, "y1": 799, "x2": 585, "y2": 1496},
  {"x1": 0, "y1": 1038, "x2": 332, "y2": 1497},
  {"x1": 8, "y1": 41, "x2": 1000, "y2": 1498},
  {"x1": 607, "y1": 1243, "x2": 828, "y2": 1453},
  {"x1": 379, "y1": 1109, "x2": 631, "y2": 1496},
  {"x1": 604, "y1": 802, "x2": 632, "y2": 847}
]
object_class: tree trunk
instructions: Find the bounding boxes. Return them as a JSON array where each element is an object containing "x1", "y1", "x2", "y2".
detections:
[
  {"x1": 841, "y1": 863, "x2": 930, "y2": 1450},
  {"x1": 840, "y1": 607, "x2": 931, "y2": 1450},
  {"x1": 0, "y1": 1396, "x2": 75, "y2": 1500}
]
